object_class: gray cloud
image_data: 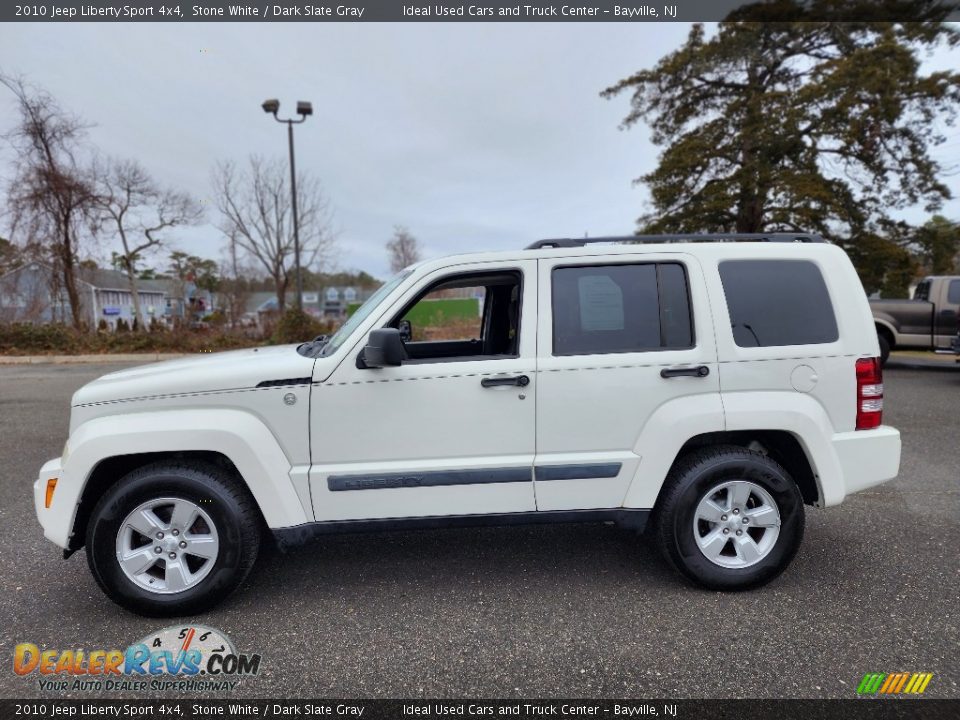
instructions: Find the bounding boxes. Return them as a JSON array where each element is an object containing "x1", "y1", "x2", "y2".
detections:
[{"x1": 2, "y1": 22, "x2": 957, "y2": 278}]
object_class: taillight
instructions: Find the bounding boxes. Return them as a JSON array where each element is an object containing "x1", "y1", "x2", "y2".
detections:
[{"x1": 856, "y1": 357, "x2": 883, "y2": 430}]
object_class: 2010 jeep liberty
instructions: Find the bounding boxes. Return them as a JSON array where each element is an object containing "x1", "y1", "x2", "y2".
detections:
[{"x1": 34, "y1": 233, "x2": 902, "y2": 616}]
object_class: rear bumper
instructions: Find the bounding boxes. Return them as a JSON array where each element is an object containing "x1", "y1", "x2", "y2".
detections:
[{"x1": 826, "y1": 426, "x2": 901, "y2": 504}]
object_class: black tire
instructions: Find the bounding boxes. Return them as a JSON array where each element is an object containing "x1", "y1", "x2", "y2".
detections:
[
  {"x1": 878, "y1": 332, "x2": 891, "y2": 366},
  {"x1": 86, "y1": 461, "x2": 261, "y2": 616},
  {"x1": 651, "y1": 446, "x2": 804, "y2": 591}
]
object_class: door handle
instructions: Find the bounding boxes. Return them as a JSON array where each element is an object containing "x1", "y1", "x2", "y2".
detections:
[
  {"x1": 660, "y1": 365, "x2": 710, "y2": 379},
  {"x1": 480, "y1": 375, "x2": 530, "y2": 388}
]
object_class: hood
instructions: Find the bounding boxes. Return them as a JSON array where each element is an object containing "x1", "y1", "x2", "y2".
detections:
[{"x1": 72, "y1": 345, "x2": 317, "y2": 406}]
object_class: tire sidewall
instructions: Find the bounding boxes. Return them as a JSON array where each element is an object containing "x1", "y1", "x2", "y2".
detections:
[
  {"x1": 878, "y1": 333, "x2": 891, "y2": 366},
  {"x1": 87, "y1": 468, "x2": 250, "y2": 615},
  {"x1": 667, "y1": 455, "x2": 804, "y2": 589}
]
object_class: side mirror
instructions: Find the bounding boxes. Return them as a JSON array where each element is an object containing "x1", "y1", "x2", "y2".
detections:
[
  {"x1": 398, "y1": 319, "x2": 412, "y2": 343},
  {"x1": 361, "y1": 328, "x2": 406, "y2": 368}
]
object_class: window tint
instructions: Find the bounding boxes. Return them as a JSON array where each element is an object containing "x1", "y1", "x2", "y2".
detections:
[
  {"x1": 552, "y1": 263, "x2": 693, "y2": 356},
  {"x1": 719, "y1": 260, "x2": 838, "y2": 348},
  {"x1": 948, "y1": 280, "x2": 960, "y2": 305},
  {"x1": 659, "y1": 263, "x2": 694, "y2": 348}
]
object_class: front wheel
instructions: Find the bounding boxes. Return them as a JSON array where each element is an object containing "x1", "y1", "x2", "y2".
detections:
[
  {"x1": 86, "y1": 461, "x2": 261, "y2": 616},
  {"x1": 652, "y1": 446, "x2": 804, "y2": 590}
]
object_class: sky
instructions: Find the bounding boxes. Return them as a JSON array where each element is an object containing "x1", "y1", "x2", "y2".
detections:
[{"x1": 2, "y1": 22, "x2": 959, "y2": 280}]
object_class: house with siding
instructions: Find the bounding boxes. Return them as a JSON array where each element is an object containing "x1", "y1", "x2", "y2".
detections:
[
  {"x1": 241, "y1": 287, "x2": 376, "y2": 328},
  {"x1": 0, "y1": 262, "x2": 173, "y2": 329}
]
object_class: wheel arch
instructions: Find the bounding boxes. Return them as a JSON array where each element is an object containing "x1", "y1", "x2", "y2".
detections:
[
  {"x1": 873, "y1": 317, "x2": 898, "y2": 347},
  {"x1": 52, "y1": 409, "x2": 312, "y2": 551},
  {"x1": 69, "y1": 451, "x2": 247, "y2": 552},
  {"x1": 661, "y1": 431, "x2": 821, "y2": 508}
]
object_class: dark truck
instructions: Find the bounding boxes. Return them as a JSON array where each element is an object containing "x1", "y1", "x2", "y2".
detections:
[{"x1": 870, "y1": 276, "x2": 960, "y2": 364}]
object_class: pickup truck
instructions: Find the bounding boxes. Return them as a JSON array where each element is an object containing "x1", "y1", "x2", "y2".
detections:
[{"x1": 870, "y1": 276, "x2": 960, "y2": 364}]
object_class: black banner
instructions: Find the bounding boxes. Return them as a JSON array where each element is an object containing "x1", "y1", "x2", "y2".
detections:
[
  {"x1": 1, "y1": 700, "x2": 959, "y2": 720},
  {"x1": 4, "y1": 0, "x2": 960, "y2": 23}
]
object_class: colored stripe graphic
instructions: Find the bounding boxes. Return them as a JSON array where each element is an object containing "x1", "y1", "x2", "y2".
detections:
[
  {"x1": 857, "y1": 673, "x2": 886, "y2": 694},
  {"x1": 857, "y1": 672, "x2": 932, "y2": 695}
]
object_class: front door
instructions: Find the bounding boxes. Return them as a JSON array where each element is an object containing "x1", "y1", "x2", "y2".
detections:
[{"x1": 309, "y1": 259, "x2": 538, "y2": 522}]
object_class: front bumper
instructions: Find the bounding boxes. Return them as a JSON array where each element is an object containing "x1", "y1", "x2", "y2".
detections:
[
  {"x1": 829, "y1": 425, "x2": 901, "y2": 503},
  {"x1": 34, "y1": 457, "x2": 69, "y2": 549}
]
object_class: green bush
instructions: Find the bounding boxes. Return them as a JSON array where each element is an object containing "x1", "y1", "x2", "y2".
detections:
[
  {"x1": 204, "y1": 310, "x2": 227, "y2": 328},
  {"x1": 0, "y1": 323, "x2": 79, "y2": 352},
  {"x1": 0, "y1": 321, "x2": 255, "y2": 355},
  {"x1": 269, "y1": 309, "x2": 331, "y2": 345}
]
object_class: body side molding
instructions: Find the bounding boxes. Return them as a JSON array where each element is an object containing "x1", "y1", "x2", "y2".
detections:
[
  {"x1": 328, "y1": 467, "x2": 531, "y2": 491},
  {"x1": 534, "y1": 463, "x2": 622, "y2": 481}
]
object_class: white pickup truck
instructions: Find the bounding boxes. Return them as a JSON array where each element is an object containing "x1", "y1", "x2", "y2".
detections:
[{"x1": 34, "y1": 234, "x2": 902, "y2": 616}]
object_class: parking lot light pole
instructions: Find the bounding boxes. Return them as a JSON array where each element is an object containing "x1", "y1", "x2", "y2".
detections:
[{"x1": 262, "y1": 98, "x2": 313, "y2": 312}]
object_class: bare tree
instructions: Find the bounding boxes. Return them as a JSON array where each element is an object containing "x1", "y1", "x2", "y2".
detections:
[
  {"x1": 386, "y1": 226, "x2": 422, "y2": 273},
  {"x1": 213, "y1": 156, "x2": 335, "y2": 312},
  {"x1": 95, "y1": 158, "x2": 202, "y2": 329},
  {"x1": 1, "y1": 72, "x2": 98, "y2": 329},
  {"x1": 219, "y1": 230, "x2": 254, "y2": 330}
]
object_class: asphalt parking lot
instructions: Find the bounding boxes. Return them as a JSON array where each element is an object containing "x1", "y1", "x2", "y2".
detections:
[{"x1": 1, "y1": 361, "x2": 957, "y2": 700}]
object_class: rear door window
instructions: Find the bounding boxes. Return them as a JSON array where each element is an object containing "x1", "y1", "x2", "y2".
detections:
[
  {"x1": 552, "y1": 262, "x2": 693, "y2": 356},
  {"x1": 718, "y1": 260, "x2": 838, "y2": 347}
]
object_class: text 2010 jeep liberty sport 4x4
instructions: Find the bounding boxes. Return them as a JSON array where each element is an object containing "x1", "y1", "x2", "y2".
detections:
[{"x1": 34, "y1": 233, "x2": 901, "y2": 616}]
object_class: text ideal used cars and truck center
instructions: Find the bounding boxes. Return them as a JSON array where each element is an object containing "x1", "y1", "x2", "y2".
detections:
[{"x1": 33, "y1": 233, "x2": 902, "y2": 616}]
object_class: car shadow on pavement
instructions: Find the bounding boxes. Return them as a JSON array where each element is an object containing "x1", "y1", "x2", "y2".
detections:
[{"x1": 241, "y1": 522, "x2": 678, "y2": 601}]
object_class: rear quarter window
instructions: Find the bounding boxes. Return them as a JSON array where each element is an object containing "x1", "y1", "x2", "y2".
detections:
[
  {"x1": 719, "y1": 259, "x2": 838, "y2": 347},
  {"x1": 947, "y1": 280, "x2": 960, "y2": 305}
]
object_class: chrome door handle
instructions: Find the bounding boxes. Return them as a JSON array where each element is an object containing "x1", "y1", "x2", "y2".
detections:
[
  {"x1": 660, "y1": 365, "x2": 710, "y2": 379},
  {"x1": 480, "y1": 375, "x2": 530, "y2": 388}
]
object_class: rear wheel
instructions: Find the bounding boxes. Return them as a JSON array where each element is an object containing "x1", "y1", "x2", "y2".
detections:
[
  {"x1": 652, "y1": 446, "x2": 804, "y2": 590},
  {"x1": 86, "y1": 461, "x2": 261, "y2": 616}
]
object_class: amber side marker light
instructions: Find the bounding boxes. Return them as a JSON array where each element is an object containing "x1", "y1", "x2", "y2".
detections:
[{"x1": 44, "y1": 478, "x2": 57, "y2": 508}]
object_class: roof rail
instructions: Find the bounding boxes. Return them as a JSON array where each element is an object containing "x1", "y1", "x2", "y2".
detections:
[{"x1": 525, "y1": 233, "x2": 827, "y2": 250}]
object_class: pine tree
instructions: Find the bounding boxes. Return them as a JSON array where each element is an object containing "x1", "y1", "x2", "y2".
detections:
[{"x1": 601, "y1": 2, "x2": 960, "y2": 250}]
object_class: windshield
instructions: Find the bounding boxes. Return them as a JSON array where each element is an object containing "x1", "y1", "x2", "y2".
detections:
[{"x1": 320, "y1": 269, "x2": 413, "y2": 357}]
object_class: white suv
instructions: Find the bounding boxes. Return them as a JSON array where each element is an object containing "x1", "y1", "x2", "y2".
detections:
[{"x1": 34, "y1": 234, "x2": 901, "y2": 615}]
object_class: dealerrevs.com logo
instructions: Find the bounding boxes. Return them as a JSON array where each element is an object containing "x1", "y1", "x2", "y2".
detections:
[{"x1": 13, "y1": 625, "x2": 260, "y2": 693}]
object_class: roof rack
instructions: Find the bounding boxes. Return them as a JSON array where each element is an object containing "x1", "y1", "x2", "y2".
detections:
[{"x1": 525, "y1": 233, "x2": 827, "y2": 250}]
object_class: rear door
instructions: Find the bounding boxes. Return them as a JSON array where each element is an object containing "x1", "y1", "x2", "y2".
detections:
[{"x1": 533, "y1": 253, "x2": 720, "y2": 511}]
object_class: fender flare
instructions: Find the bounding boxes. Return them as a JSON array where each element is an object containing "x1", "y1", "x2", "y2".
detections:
[
  {"x1": 623, "y1": 391, "x2": 844, "y2": 510},
  {"x1": 50, "y1": 408, "x2": 311, "y2": 548},
  {"x1": 622, "y1": 392, "x2": 725, "y2": 509},
  {"x1": 872, "y1": 316, "x2": 899, "y2": 344},
  {"x1": 722, "y1": 392, "x2": 842, "y2": 506}
]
